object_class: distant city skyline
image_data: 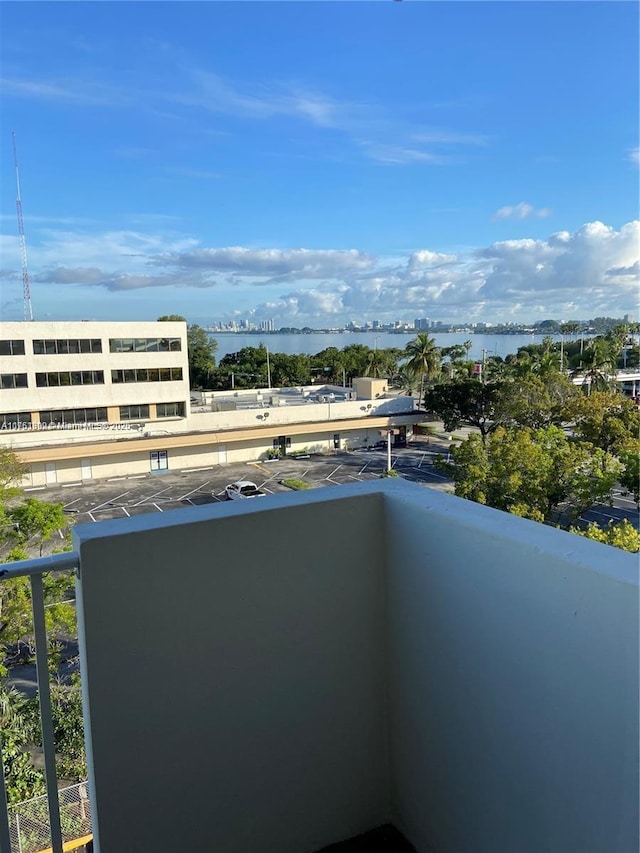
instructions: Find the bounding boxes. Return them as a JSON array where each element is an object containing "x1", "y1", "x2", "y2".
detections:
[{"x1": 1, "y1": 2, "x2": 638, "y2": 326}]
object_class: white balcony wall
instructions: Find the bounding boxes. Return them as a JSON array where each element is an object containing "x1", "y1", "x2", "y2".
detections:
[
  {"x1": 75, "y1": 490, "x2": 391, "y2": 853},
  {"x1": 384, "y1": 485, "x2": 639, "y2": 853},
  {"x1": 73, "y1": 481, "x2": 638, "y2": 853}
]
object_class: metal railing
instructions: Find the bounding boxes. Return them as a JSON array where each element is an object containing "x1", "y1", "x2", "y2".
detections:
[
  {"x1": 0, "y1": 552, "x2": 81, "y2": 853},
  {"x1": 8, "y1": 780, "x2": 92, "y2": 853}
]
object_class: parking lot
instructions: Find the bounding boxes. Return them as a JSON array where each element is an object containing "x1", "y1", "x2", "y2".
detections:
[
  {"x1": 26, "y1": 438, "x2": 638, "y2": 533},
  {"x1": 25, "y1": 441, "x2": 450, "y2": 528}
]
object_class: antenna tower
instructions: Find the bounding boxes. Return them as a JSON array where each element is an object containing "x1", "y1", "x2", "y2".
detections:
[{"x1": 12, "y1": 132, "x2": 34, "y2": 321}]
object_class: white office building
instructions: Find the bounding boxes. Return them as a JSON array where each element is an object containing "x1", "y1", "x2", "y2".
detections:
[{"x1": 0, "y1": 320, "x2": 189, "y2": 429}]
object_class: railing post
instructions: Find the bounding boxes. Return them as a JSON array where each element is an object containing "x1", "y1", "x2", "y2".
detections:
[{"x1": 30, "y1": 573, "x2": 64, "y2": 853}]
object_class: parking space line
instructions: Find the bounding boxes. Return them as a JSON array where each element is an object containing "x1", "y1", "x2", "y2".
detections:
[
  {"x1": 326, "y1": 465, "x2": 342, "y2": 480},
  {"x1": 131, "y1": 487, "x2": 172, "y2": 507},
  {"x1": 411, "y1": 467, "x2": 447, "y2": 480},
  {"x1": 88, "y1": 512, "x2": 96, "y2": 522},
  {"x1": 249, "y1": 462, "x2": 273, "y2": 476},
  {"x1": 358, "y1": 462, "x2": 370, "y2": 474},
  {"x1": 63, "y1": 498, "x2": 81, "y2": 508},
  {"x1": 153, "y1": 503, "x2": 164, "y2": 512},
  {"x1": 91, "y1": 491, "x2": 131, "y2": 512},
  {"x1": 613, "y1": 495, "x2": 638, "y2": 507},
  {"x1": 178, "y1": 482, "x2": 211, "y2": 500},
  {"x1": 122, "y1": 507, "x2": 130, "y2": 517}
]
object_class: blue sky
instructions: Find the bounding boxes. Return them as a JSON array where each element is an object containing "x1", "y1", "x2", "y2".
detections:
[{"x1": 1, "y1": 1, "x2": 638, "y2": 326}]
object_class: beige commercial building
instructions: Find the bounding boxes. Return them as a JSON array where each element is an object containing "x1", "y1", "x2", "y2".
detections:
[
  {"x1": 0, "y1": 320, "x2": 189, "y2": 429},
  {"x1": 1, "y1": 321, "x2": 420, "y2": 486}
]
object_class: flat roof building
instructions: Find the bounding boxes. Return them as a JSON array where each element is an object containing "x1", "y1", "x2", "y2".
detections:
[{"x1": 0, "y1": 320, "x2": 189, "y2": 430}]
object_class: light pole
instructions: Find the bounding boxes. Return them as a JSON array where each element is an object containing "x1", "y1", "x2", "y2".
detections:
[
  {"x1": 379, "y1": 428, "x2": 399, "y2": 472},
  {"x1": 266, "y1": 345, "x2": 272, "y2": 390}
]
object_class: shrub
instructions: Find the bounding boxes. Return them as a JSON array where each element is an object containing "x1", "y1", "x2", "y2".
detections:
[{"x1": 281, "y1": 478, "x2": 312, "y2": 490}]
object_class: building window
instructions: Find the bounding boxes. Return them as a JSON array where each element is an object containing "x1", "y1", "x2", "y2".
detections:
[
  {"x1": 156, "y1": 402, "x2": 185, "y2": 418},
  {"x1": 111, "y1": 367, "x2": 183, "y2": 383},
  {"x1": 36, "y1": 370, "x2": 104, "y2": 387},
  {"x1": 109, "y1": 337, "x2": 181, "y2": 353},
  {"x1": 38, "y1": 407, "x2": 107, "y2": 426},
  {"x1": 0, "y1": 373, "x2": 28, "y2": 389},
  {"x1": 0, "y1": 412, "x2": 31, "y2": 430},
  {"x1": 119, "y1": 404, "x2": 150, "y2": 420},
  {"x1": 0, "y1": 340, "x2": 26, "y2": 356},
  {"x1": 33, "y1": 339, "x2": 102, "y2": 355}
]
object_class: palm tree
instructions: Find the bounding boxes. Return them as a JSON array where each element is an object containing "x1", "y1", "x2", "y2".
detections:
[
  {"x1": 405, "y1": 332, "x2": 441, "y2": 407},
  {"x1": 395, "y1": 367, "x2": 419, "y2": 396},
  {"x1": 573, "y1": 337, "x2": 617, "y2": 394}
]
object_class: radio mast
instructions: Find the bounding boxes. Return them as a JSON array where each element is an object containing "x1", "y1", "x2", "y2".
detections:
[{"x1": 12, "y1": 132, "x2": 34, "y2": 321}]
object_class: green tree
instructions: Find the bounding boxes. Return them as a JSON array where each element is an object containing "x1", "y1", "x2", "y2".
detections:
[
  {"x1": 437, "y1": 426, "x2": 622, "y2": 525},
  {"x1": 501, "y1": 375, "x2": 576, "y2": 429},
  {"x1": 0, "y1": 680, "x2": 86, "y2": 803},
  {"x1": 310, "y1": 347, "x2": 347, "y2": 385},
  {"x1": 158, "y1": 315, "x2": 218, "y2": 388},
  {"x1": 564, "y1": 391, "x2": 640, "y2": 453},
  {"x1": 573, "y1": 337, "x2": 617, "y2": 393},
  {"x1": 0, "y1": 685, "x2": 45, "y2": 803},
  {"x1": 0, "y1": 448, "x2": 27, "y2": 504},
  {"x1": 8, "y1": 498, "x2": 66, "y2": 556},
  {"x1": 341, "y1": 343, "x2": 375, "y2": 380},
  {"x1": 570, "y1": 519, "x2": 640, "y2": 553},
  {"x1": 618, "y1": 442, "x2": 640, "y2": 503},
  {"x1": 424, "y1": 378, "x2": 507, "y2": 443},
  {"x1": 270, "y1": 352, "x2": 312, "y2": 386},
  {"x1": 394, "y1": 367, "x2": 419, "y2": 395},
  {"x1": 404, "y1": 332, "x2": 441, "y2": 407}
]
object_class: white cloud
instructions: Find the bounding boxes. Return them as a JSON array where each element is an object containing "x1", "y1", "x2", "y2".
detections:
[
  {"x1": 0, "y1": 76, "x2": 126, "y2": 106},
  {"x1": 2, "y1": 220, "x2": 637, "y2": 324},
  {"x1": 149, "y1": 247, "x2": 374, "y2": 284},
  {"x1": 357, "y1": 143, "x2": 446, "y2": 166},
  {"x1": 629, "y1": 147, "x2": 640, "y2": 166},
  {"x1": 493, "y1": 202, "x2": 553, "y2": 221}
]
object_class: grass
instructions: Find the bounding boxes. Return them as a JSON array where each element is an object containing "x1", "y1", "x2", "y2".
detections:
[{"x1": 281, "y1": 478, "x2": 313, "y2": 490}]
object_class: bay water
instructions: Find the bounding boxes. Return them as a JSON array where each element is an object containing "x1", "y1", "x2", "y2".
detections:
[{"x1": 209, "y1": 331, "x2": 585, "y2": 364}]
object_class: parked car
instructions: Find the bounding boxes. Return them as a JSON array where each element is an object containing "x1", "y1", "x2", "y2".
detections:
[{"x1": 224, "y1": 481, "x2": 266, "y2": 500}]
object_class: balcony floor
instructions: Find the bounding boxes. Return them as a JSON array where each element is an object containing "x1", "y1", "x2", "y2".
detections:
[{"x1": 315, "y1": 824, "x2": 416, "y2": 852}]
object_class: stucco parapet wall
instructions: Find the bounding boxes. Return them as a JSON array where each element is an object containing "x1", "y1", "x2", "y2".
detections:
[
  {"x1": 3, "y1": 398, "x2": 416, "y2": 449},
  {"x1": 12, "y1": 414, "x2": 419, "y2": 463}
]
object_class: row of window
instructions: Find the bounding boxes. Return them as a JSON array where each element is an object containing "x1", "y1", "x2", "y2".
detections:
[
  {"x1": 109, "y1": 338, "x2": 182, "y2": 353},
  {"x1": 0, "y1": 401, "x2": 186, "y2": 429},
  {"x1": 1, "y1": 374, "x2": 28, "y2": 389},
  {"x1": 111, "y1": 367, "x2": 183, "y2": 383},
  {"x1": 0, "y1": 340, "x2": 26, "y2": 356},
  {"x1": 1, "y1": 368, "x2": 183, "y2": 388},
  {"x1": 1, "y1": 337, "x2": 183, "y2": 356},
  {"x1": 36, "y1": 371, "x2": 105, "y2": 387},
  {"x1": 33, "y1": 339, "x2": 103, "y2": 355}
]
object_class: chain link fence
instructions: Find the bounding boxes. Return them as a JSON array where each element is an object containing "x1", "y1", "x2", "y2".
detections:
[{"x1": 8, "y1": 781, "x2": 92, "y2": 853}]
